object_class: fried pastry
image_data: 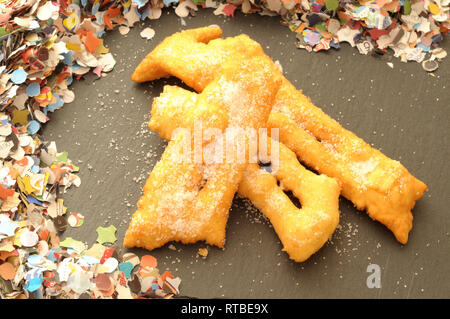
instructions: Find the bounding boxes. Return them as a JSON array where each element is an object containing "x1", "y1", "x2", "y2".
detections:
[
  {"x1": 132, "y1": 27, "x2": 427, "y2": 244},
  {"x1": 123, "y1": 56, "x2": 282, "y2": 250},
  {"x1": 149, "y1": 85, "x2": 341, "y2": 262}
]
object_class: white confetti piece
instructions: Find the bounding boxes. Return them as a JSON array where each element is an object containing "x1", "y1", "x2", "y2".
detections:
[
  {"x1": 175, "y1": 0, "x2": 197, "y2": 18},
  {"x1": 119, "y1": 25, "x2": 130, "y2": 35},
  {"x1": 140, "y1": 27, "x2": 155, "y2": 40}
]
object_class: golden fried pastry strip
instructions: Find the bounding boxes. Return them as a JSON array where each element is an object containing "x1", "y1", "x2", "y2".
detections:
[
  {"x1": 149, "y1": 85, "x2": 340, "y2": 262},
  {"x1": 132, "y1": 27, "x2": 427, "y2": 244},
  {"x1": 124, "y1": 56, "x2": 281, "y2": 250},
  {"x1": 131, "y1": 27, "x2": 262, "y2": 92}
]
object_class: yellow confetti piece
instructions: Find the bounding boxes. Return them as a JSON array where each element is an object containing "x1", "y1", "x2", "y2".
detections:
[
  {"x1": 122, "y1": 0, "x2": 132, "y2": 8},
  {"x1": 44, "y1": 34, "x2": 58, "y2": 49},
  {"x1": 17, "y1": 221, "x2": 28, "y2": 228},
  {"x1": 96, "y1": 39, "x2": 109, "y2": 55},
  {"x1": 13, "y1": 228, "x2": 27, "y2": 247},
  {"x1": 63, "y1": 13, "x2": 80, "y2": 32},
  {"x1": 0, "y1": 241, "x2": 15, "y2": 252},
  {"x1": 429, "y1": 2, "x2": 440, "y2": 15},
  {"x1": 21, "y1": 176, "x2": 38, "y2": 194},
  {"x1": 12, "y1": 108, "x2": 29, "y2": 126},
  {"x1": 57, "y1": 198, "x2": 67, "y2": 215}
]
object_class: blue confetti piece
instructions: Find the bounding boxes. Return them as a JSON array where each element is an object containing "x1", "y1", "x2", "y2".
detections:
[
  {"x1": 27, "y1": 120, "x2": 40, "y2": 135},
  {"x1": 97, "y1": 30, "x2": 105, "y2": 38},
  {"x1": 81, "y1": 0, "x2": 88, "y2": 6},
  {"x1": 330, "y1": 40, "x2": 340, "y2": 49},
  {"x1": 27, "y1": 195, "x2": 43, "y2": 206},
  {"x1": 118, "y1": 262, "x2": 134, "y2": 278},
  {"x1": 27, "y1": 254, "x2": 45, "y2": 267},
  {"x1": 72, "y1": 62, "x2": 81, "y2": 70},
  {"x1": 432, "y1": 34, "x2": 443, "y2": 43},
  {"x1": 163, "y1": 0, "x2": 179, "y2": 5},
  {"x1": 416, "y1": 43, "x2": 430, "y2": 52},
  {"x1": 67, "y1": 76, "x2": 73, "y2": 86},
  {"x1": 26, "y1": 82, "x2": 41, "y2": 97},
  {"x1": 92, "y1": 2, "x2": 100, "y2": 15},
  {"x1": 26, "y1": 277, "x2": 42, "y2": 292},
  {"x1": 132, "y1": 0, "x2": 147, "y2": 9},
  {"x1": 141, "y1": 10, "x2": 149, "y2": 20},
  {"x1": 46, "y1": 250, "x2": 60, "y2": 262},
  {"x1": 151, "y1": 283, "x2": 159, "y2": 291},
  {"x1": 11, "y1": 68, "x2": 28, "y2": 84},
  {"x1": 81, "y1": 255, "x2": 100, "y2": 265},
  {"x1": 47, "y1": 94, "x2": 64, "y2": 112},
  {"x1": 354, "y1": 6, "x2": 367, "y2": 14},
  {"x1": 0, "y1": 219, "x2": 19, "y2": 237}
]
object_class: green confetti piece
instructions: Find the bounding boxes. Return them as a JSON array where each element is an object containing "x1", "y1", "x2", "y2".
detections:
[
  {"x1": 403, "y1": 0, "x2": 411, "y2": 15},
  {"x1": 54, "y1": 151, "x2": 68, "y2": 164},
  {"x1": 52, "y1": 151, "x2": 79, "y2": 172},
  {"x1": 315, "y1": 23, "x2": 327, "y2": 32},
  {"x1": 96, "y1": 225, "x2": 117, "y2": 245},
  {"x1": 326, "y1": 0, "x2": 339, "y2": 11},
  {"x1": 289, "y1": 24, "x2": 298, "y2": 32},
  {"x1": 0, "y1": 27, "x2": 8, "y2": 38}
]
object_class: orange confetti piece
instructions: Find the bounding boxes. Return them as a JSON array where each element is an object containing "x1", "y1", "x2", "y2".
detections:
[
  {"x1": 296, "y1": 23, "x2": 306, "y2": 33},
  {"x1": 57, "y1": 72, "x2": 71, "y2": 84},
  {"x1": 39, "y1": 228, "x2": 49, "y2": 241},
  {"x1": 0, "y1": 262, "x2": 16, "y2": 280},
  {"x1": 160, "y1": 270, "x2": 173, "y2": 283},
  {"x1": 0, "y1": 250, "x2": 15, "y2": 261},
  {"x1": 0, "y1": 185, "x2": 15, "y2": 200},
  {"x1": 84, "y1": 31, "x2": 100, "y2": 53}
]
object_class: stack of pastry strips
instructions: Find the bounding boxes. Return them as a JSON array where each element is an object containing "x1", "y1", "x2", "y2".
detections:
[{"x1": 124, "y1": 27, "x2": 427, "y2": 262}]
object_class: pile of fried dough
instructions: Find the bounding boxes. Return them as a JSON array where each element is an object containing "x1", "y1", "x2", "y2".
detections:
[{"x1": 123, "y1": 27, "x2": 427, "y2": 262}]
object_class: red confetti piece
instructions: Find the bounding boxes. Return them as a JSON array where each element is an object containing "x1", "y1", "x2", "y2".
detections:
[{"x1": 222, "y1": 4, "x2": 237, "y2": 17}]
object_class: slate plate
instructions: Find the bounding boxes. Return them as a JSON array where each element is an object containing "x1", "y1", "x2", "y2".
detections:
[{"x1": 42, "y1": 9, "x2": 450, "y2": 298}]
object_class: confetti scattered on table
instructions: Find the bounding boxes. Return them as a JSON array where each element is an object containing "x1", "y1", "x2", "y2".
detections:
[{"x1": 0, "y1": 213, "x2": 182, "y2": 299}]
